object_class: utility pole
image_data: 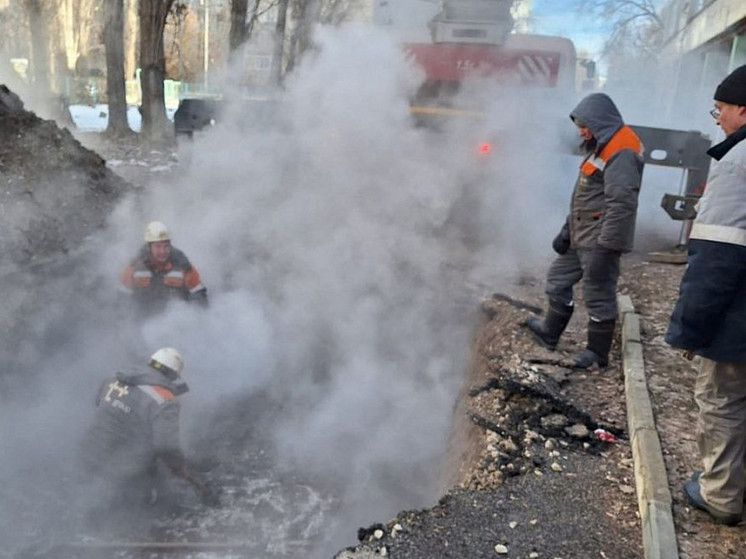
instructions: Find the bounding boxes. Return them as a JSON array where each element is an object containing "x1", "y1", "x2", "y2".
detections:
[{"x1": 202, "y1": 0, "x2": 210, "y2": 91}]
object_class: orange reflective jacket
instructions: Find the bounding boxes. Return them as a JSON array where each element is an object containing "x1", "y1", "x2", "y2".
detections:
[{"x1": 580, "y1": 125, "x2": 643, "y2": 177}]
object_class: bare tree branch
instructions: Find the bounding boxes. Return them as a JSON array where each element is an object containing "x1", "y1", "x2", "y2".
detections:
[{"x1": 576, "y1": 0, "x2": 663, "y2": 60}]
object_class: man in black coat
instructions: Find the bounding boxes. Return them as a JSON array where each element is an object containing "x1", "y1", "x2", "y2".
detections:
[{"x1": 666, "y1": 65, "x2": 746, "y2": 526}]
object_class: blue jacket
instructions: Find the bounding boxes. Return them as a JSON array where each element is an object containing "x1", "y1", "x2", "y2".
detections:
[{"x1": 666, "y1": 126, "x2": 746, "y2": 361}]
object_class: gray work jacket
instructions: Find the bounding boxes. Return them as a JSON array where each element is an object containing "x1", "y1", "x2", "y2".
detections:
[
  {"x1": 82, "y1": 366, "x2": 189, "y2": 479},
  {"x1": 568, "y1": 93, "x2": 644, "y2": 252}
]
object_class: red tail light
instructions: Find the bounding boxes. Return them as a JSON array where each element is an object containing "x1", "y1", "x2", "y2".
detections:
[{"x1": 478, "y1": 142, "x2": 492, "y2": 155}]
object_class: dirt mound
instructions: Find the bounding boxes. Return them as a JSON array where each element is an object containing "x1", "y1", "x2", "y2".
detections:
[{"x1": 0, "y1": 85, "x2": 131, "y2": 265}]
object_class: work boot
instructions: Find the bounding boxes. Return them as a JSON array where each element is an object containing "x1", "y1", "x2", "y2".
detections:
[
  {"x1": 572, "y1": 318, "x2": 615, "y2": 369},
  {"x1": 523, "y1": 299, "x2": 573, "y2": 351},
  {"x1": 692, "y1": 471, "x2": 746, "y2": 504},
  {"x1": 684, "y1": 472, "x2": 742, "y2": 526}
]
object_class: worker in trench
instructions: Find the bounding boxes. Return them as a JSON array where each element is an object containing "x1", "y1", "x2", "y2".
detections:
[
  {"x1": 523, "y1": 92, "x2": 644, "y2": 369},
  {"x1": 119, "y1": 221, "x2": 208, "y2": 317},
  {"x1": 79, "y1": 347, "x2": 219, "y2": 527}
]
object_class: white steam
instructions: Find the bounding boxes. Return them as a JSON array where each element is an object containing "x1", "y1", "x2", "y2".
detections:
[{"x1": 0, "y1": 21, "x2": 669, "y2": 558}]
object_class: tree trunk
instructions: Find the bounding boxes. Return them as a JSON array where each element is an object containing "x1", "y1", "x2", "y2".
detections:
[
  {"x1": 76, "y1": 0, "x2": 97, "y2": 74},
  {"x1": 105, "y1": 0, "x2": 129, "y2": 135},
  {"x1": 229, "y1": 0, "x2": 249, "y2": 53},
  {"x1": 270, "y1": 0, "x2": 289, "y2": 85},
  {"x1": 61, "y1": 0, "x2": 76, "y2": 72},
  {"x1": 139, "y1": 0, "x2": 175, "y2": 142},
  {"x1": 25, "y1": 0, "x2": 51, "y2": 97},
  {"x1": 284, "y1": 0, "x2": 305, "y2": 75},
  {"x1": 124, "y1": 0, "x2": 139, "y2": 80}
]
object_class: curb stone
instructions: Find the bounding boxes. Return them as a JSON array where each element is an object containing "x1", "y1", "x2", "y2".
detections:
[{"x1": 618, "y1": 294, "x2": 679, "y2": 559}]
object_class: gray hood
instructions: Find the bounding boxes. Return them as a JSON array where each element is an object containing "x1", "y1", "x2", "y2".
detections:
[
  {"x1": 570, "y1": 93, "x2": 624, "y2": 147},
  {"x1": 115, "y1": 365, "x2": 189, "y2": 395}
]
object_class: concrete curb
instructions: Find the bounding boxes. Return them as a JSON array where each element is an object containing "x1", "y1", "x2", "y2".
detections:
[{"x1": 617, "y1": 295, "x2": 679, "y2": 559}]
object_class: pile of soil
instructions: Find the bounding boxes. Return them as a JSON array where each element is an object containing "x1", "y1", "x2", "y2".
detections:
[
  {"x1": 0, "y1": 85, "x2": 130, "y2": 266},
  {"x1": 0, "y1": 86, "x2": 133, "y2": 389}
]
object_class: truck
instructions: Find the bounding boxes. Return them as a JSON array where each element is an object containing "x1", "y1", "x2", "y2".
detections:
[
  {"x1": 403, "y1": 0, "x2": 581, "y2": 126},
  {"x1": 397, "y1": 0, "x2": 710, "y2": 251},
  {"x1": 175, "y1": 0, "x2": 582, "y2": 139},
  {"x1": 174, "y1": 0, "x2": 710, "y2": 251}
]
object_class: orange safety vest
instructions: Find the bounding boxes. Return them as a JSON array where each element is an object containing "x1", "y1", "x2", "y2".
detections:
[
  {"x1": 580, "y1": 125, "x2": 643, "y2": 177},
  {"x1": 120, "y1": 249, "x2": 203, "y2": 295}
]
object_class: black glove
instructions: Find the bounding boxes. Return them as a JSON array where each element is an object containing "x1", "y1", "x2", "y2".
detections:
[
  {"x1": 189, "y1": 288, "x2": 209, "y2": 308},
  {"x1": 552, "y1": 221, "x2": 571, "y2": 255},
  {"x1": 176, "y1": 464, "x2": 222, "y2": 507},
  {"x1": 586, "y1": 245, "x2": 621, "y2": 283},
  {"x1": 198, "y1": 480, "x2": 222, "y2": 507}
]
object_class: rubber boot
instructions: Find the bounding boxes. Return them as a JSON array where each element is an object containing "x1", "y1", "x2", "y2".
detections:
[
  {"x1": 523, "y1": 299, "x2": 574, "y2": 351},
  {"x1": 573, "y1": 319, "x2": 616, "y2": 369}
]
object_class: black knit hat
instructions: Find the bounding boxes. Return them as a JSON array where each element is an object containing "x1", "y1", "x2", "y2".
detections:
[{"x1": 714, "y1": 65, "x2": 746, "y2": 106}]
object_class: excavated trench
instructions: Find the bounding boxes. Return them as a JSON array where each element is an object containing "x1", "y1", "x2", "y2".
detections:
[
  {"x1": 0, "y1": 87, "x2": 641, "y2": 558},
  {"x1": 337, "y1": 295, "x2": 641, "y2": 558},
  {"x1": 8, "y1": 293, "x2": 633, "y2": 559}
]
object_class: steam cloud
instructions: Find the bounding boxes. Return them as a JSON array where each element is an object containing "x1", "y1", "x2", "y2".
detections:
[{"x1": 0, "y1": 17, "x2": 723, "y2": 557}]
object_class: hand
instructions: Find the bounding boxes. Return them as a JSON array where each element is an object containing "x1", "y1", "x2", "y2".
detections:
[
  {"x1": 190, "y1": 288, "x2": 209, "y2": 308},
  {"x1": 552, "y1": 221, "x2": 571, "y2": 255},
  {"x1": 586, "y1": 245, "x2": 621, "y2": 282},
  {"x1": 198, "y1": 480, "x2": 222, "y2": 507},
  {"x1": 180, "y1": 465, "x2": 222, "y2": 507}
]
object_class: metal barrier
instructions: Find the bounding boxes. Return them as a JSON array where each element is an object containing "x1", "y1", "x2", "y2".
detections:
[{"x1": 628, "y1": 125, "x2": 712, "y2": 247}]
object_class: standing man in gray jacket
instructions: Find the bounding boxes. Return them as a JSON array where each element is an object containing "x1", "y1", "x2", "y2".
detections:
[
  {"x1": 82, "y1": 347, "x2": 218, "y2": 514},
  {"x1": 666, "y1": 65, "x2": 746, "y2": 526},
  {"x1": 525, "y1": 93, "x2": 644, "y2": 369}
]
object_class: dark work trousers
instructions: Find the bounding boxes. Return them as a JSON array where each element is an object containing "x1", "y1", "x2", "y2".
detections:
[
  {"x1": 695, "y1": 357, "x2": 746, "y2": 515},
  {"x1": 544, "y1": 248, "x2": 620, "y2": 322},
  {"x1": 78, "y1": 459, "x2": 159, "y2": 532}
]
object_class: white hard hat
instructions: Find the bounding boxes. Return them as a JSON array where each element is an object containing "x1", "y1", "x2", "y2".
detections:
[
  {"x1": 144, "y1": 221, "x2": 171, "y2": 243},
  {"x1": 149, "y1": 347, "x2": 184, "y2": 377}
]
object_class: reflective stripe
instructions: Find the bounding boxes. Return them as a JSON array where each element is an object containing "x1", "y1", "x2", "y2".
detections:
[
  {"x1": 164, "y1": 270, "x2": 184, "y2": 280},
  {"x1": 132, "y1": 270, "x2": 152, "y2": 288},
  {"x1": 163, "y1": 270, "x2": 185, "y2": 288},
  {"x1": 690, "y1": 223, "x2": 746, "y2": 247},
  {"x1": 137, "y1": 384, "x2": 175, "y2": 404},
  {"x1": 516, "y1": 54, "x2": 553, "y2": 83},
  {"x1": 585, "y1": 155, "x2": 605, "y2": 172},
  {"x1": 580, "y1": 125, "x2": 643, "y2": 176},
  {"x1": 139, "y1": 384, "x2": 165, "y2": 403},
  {"x1": 189, "y1": 283, "x2": 206, "y2": 294},
  {"x1": 409, "y1": 105, "x2": 484, "y2": 118}
]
